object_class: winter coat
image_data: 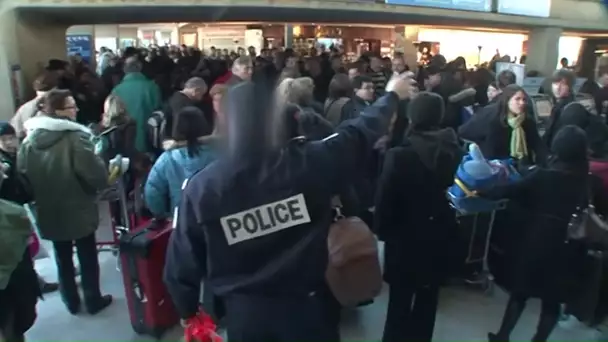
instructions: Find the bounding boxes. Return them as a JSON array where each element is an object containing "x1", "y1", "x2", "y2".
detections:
[
  {"x1": 112, "y1": 72, "x2": 162, "y2": 152},
  {"x1": 144, "y1": 137, "x2": 217, "y2": 217},
  {"x1": 18, "y1": 115, "x2": 109, "y2": 241},
  {"x1": 375, "y1": 128, "x2": 464, "y2": 286}
]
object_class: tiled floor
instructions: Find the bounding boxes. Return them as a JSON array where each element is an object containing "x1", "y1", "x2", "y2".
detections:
[{"x1": 28, "y1": 248, "x2": 598, "y2": 342}]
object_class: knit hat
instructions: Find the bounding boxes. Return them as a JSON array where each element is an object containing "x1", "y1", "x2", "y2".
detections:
[
  {"x1": 407, "y1": 92, "x2": 444, "y2": 131},
  {"x1": 558, "y1": 102, "x2": 589, "y2": 130},
  {"x1": 551, "y1": 125, "x2": 588, "y2": 163},
  {"x1": 0, "y1": 122, "x2": 16, "y2": 137}
]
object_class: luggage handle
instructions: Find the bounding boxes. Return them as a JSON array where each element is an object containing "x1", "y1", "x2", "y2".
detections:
[
  {"x1": 145, "y1": 218, "x2": 168, "y2": 232},
  {"x1": 454, "y1": 178, "x2": 477, "y2": 198}
]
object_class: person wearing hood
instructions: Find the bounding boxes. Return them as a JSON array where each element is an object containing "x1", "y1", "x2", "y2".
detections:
[
  {"x1": 374, "y1": 92, "x2": 463, "y2": 342},
  {"x1": 144, "y1": 106, "x2": 216, "y2": 218},
  {"x1": 18, "y1": 89, "x2": 112, "y2": 316},
  {"x1": 542, "y1": 69, "x2": 576, "y2": 146},
  {"x1": 483, "y1": 125, "x2": 608, "y2": 342},
  {"x1": 163, "y1": 74, "x2": 412, "y2": 342},
  {"x1": 553, "y1": 102, "x2": 608, "y2": 159},
  {"x1": 458, "y1": 84, "x2": 547, "y2": 169},
  {"x1": 11, "y1": 72, "x2": 58, "y2": 140}
]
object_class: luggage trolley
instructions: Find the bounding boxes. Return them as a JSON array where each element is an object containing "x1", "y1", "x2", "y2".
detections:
[
  {"x1": 448, "y1": 194, "x2": 508, "y2": 294},
  {"x1": 95, "y1": 169, "x2": 131, "y2": 254}
]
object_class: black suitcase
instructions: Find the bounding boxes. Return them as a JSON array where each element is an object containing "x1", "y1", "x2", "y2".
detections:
[{"x1": 567, "y1": 249, "x2": 607, "y2": 325}]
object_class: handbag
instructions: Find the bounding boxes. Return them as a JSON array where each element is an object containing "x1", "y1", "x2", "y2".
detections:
[
  {"x1": 325, "y1": 196, "x2": 382, "y2": 307},
  {"x1": 567, "y1": 175, "x2": 608, "y2": 247}
]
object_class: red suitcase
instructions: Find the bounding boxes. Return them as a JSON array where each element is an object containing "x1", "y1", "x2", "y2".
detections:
[{"x1": 119, "y1": 219, "x2": 179, "y2": 338}]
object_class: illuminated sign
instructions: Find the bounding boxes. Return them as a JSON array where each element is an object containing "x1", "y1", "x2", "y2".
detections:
[
  {"x1": 497, "y1": 0, "x2": 551, "y2": 17},
  {"x1": 385, "y1": 0, "x2": 491, "y2": 12}
]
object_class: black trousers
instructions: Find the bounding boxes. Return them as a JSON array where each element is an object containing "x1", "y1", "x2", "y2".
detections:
[
  {"x1": 52, "y1": 233, "x2": 101, "y2": 307},
  {"x1": 383, "y1": 284, "x2": 440, "y2": 342},
  {"x1": 223, "y1": 292, "x2": 340, "y2": 342},
  {"x1": 0, "y1": 252, "x2": 38, "y2": 342}
]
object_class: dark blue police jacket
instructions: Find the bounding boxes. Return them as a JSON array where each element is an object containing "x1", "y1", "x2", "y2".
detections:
[{"x1": 163, "y1": 92, "x2": 399, "y2": 319}]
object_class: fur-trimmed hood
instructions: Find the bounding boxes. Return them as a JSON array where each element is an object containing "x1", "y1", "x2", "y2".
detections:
[
  {"x1": 162, "y1": 135, "x2": 218, "y2": 150},
  {"x1": 23, "y1": 115, "x2": 92, "y2": 150}
]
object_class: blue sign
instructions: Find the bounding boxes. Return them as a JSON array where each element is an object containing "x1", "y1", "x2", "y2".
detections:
[
  {"x1": 385, "y1": 0, "x2": 491, "y2": 12},
  {"x1": 497, "y1": 0, "x2": 551, "y2": 17},
  {"x1": 66, "y1": 35, "x2": 93, "y2": 65}
]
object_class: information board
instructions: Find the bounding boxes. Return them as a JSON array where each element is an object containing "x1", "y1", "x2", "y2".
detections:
[
  {"x1": 497, "y1": 0, "x2": 551, "y2": 17},
  {"x1": 66, "y1": 34, "x2": 93, "y2": 65},
  {"x1": 385, "y1": 0, "x2": 491, "y2": 12}
]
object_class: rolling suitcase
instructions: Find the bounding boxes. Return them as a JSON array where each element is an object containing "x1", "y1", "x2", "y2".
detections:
[{"x1": 119, "y1": 219, "x2": 179, "y2": 338}]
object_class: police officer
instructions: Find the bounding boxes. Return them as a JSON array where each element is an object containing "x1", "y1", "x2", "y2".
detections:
[{"x1": 163, "y1": 74, "x2": 414, "y2": 342}]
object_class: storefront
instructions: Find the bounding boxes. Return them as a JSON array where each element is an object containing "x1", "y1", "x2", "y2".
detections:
[
  {"x1": 414, "y1": 27, "x2": 584, "y2": 69},
  {"x1": 261, "y1": 24, "x2": 394, "y2": 59}
]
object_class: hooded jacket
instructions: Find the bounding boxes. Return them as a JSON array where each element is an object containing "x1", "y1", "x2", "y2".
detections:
[
  {"x1": 144, "y1": 136, "x2": 218, "y2": 217},
  {"x1": 18, "y1": 115, "x2": 108, "y2": 241},
  {"x1": 554, "y1": 102, "x2": 608, "y2": 159}
]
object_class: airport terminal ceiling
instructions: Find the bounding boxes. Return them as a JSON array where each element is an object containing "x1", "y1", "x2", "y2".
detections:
[{"x1": 16, "y1": 4, "x2": 607, "y2": 33}]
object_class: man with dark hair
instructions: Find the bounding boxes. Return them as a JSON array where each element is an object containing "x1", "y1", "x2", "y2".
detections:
[
  {"x1": 352, "y1": 75, "x2": 375, "y2": 108},
  {"x1": 497, "y1": 70, "x2": 517, "y2": 90},
  {"x1": 112, "y1": 55, "x2": 162, "y2": 152},
  {"x1": 543, "y1": 69, "x2": 576, "y2": 145}
]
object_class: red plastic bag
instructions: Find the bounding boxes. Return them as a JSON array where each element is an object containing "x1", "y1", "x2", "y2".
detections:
[
  {"x1": 28, "y1": 232, "x2": 40, "y2": 259},
  {"x1": 184, "y1": 310, "x2": 222, "y2": 342}
]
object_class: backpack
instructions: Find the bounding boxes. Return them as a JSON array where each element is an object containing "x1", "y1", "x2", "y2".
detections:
[
  {"x1": 147, "y1": 111, "x2": 166, "y2": 152},
  {"x1": 325, "y1": 196, "x2": 382, "y2": 307},
  {"x1": 324, "y1": 98, "x2": 350, "y2": 127}
]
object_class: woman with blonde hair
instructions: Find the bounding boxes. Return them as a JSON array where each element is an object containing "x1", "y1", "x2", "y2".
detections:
[
  {"x1": 275, "y1": 77, "x2": 323, "y2": 114},
  {"x1": 97, "y1": 94, "x2": 137, "y2": 163}
]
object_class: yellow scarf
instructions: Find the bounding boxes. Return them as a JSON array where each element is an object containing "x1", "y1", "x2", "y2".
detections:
[{"x1": 507, "y1": 113, "x2": 528, "y2": 160}]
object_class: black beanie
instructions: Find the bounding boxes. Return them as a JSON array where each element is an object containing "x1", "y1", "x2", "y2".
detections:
[
  {"x1": 0, "y1": 121, "x2": 16, "y2": 137},
  {"x1": 407, "y1": 92, "x2": 444, "y2": 131},
  {"x1": 551, "y1": 125, "x2": 588, "y2": 163}
]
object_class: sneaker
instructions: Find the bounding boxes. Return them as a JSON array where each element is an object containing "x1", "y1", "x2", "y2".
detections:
[
  {"x1": 40, "y1": 281, "x2": 59, "y2": 294},
  {"x1": 86, "y1": 294, "x2": 113, "y2": 315}
]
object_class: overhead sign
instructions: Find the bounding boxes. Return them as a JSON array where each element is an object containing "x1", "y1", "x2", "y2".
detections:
[
  {"x1": 497, "y1": 0, "x2": 551, "y2": 17},
  {"x1": 66, "y1": 35, "x2": 93, "y2": 65},
  {"x1": 385, "y1": 0, "x2": 491, "y2": 12}
]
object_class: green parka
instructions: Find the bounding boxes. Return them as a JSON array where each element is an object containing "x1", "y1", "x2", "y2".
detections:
[{"x1": 18, "y1": 115, "x2": 109, "y2": 241}]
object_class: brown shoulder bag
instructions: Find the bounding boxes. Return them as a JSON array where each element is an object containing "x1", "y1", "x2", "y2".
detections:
[{"x1": 325, "y1": 196, "x2": 382, "y2": 307}]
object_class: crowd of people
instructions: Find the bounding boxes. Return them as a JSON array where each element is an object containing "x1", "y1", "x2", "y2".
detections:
[{"x1": 2, "y1": 41, "x2": 608, "y2": 342}]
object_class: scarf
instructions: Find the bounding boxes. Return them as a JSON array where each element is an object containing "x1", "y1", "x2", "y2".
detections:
[{"x1": 507, "y1": 113, "x2": 528, "y2": 160}]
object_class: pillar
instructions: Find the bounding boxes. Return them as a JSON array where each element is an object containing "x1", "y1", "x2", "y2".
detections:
[
  {"x1": 525, "y1": 27, "x2": 562, "y2": 77},
  {"x1": 0, "y1": 9, "x2": 68, "y2": 118},
  {"x1": 284, "y1": 24, "x2": 294, "y2": 49},
  {"x1": 393, "y1": 25, "x2": 418, "y2": 73}
]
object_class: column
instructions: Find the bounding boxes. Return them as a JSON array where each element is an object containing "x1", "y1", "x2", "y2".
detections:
[
  {"x1": 393, "y1": 25, "x2": 418, "y2": 73},
  {"x1": 284, "y1": 24, "x2": 294, "y2": 49},
  {"x1": 0, "y1": 9, "x2": 68, "y2": 118},
  {"x1": 525, "y1": 27, "x2": 562, "y2": 77}
]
